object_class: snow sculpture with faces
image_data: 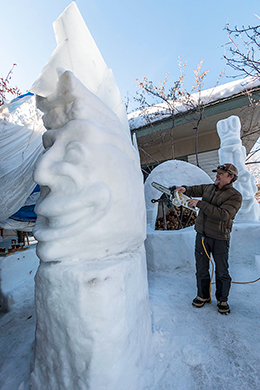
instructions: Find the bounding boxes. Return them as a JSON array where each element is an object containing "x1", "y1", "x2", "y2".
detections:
[
  {"x1": 33, "y1": 70, "x2": 146, "y2": 262},
  {"x1": 217, "y1": 115, "x2": 259, "y2": 221},
  {"x1": 30, "y1": 4, "x2": 151, "y2": 388},
  {"x1": 30, "y1": 70, "x2": 151, "y2": 390}
]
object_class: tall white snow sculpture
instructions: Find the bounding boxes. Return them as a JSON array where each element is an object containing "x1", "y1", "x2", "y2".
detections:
[
  {"x1": 33, "y1": 71, "x2": 147, "y2": 261},
  {"x1": 31, "y1": 1, "x2": 129, "y2": 136},
  {"x1": 217, "y1": 115, "x2": 259, "y2": 221},
  {"x1": 30, "y1": 4, "x2": 151, "y2": 390}
]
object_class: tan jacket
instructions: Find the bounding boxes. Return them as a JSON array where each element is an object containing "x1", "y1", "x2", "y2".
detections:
[{"x1": 185, "y1": 183, "x2": 242, "y2": 240}]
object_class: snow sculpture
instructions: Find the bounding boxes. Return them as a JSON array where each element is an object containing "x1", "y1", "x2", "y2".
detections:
[
  {"x1": 31, "y1": 72, "x2": 150, "y2": 390},
  {"x1": 217, "y1": 115, "x2": 259, "y2": 221},
  {"x1": 31, "y1": 1, "x2": 129, "y2": 136},
  {"x1": 30, "y1": 4, "x2": 151, "y2": 390},
  {"x1": 33, "y1": 71, "x2": 146, "y2": 262}
]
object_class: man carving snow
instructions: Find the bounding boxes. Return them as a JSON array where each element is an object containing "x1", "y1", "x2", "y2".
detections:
[{"x1": 176, "y1": 163, "x2": 242, "y2": 314}]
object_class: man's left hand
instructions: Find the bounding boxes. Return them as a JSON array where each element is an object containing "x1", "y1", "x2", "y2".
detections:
[{"x1": 188, "y1": 198, "x2": 199, "y2": 208}]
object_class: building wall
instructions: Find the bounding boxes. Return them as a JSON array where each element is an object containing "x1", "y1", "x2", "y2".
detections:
[
  {"x1": 188, "y1": 150, "x2": 219, "y2": 181},
  {"x1": 138, "y1": 129, "x2": 220, "y2": 168}
]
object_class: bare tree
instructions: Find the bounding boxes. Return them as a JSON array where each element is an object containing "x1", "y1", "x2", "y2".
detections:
[
  {"x1": 132, "y1": 59, "x2": 224, "y2": 169},
  {"x1": 134, "y1": 60, "x2": 186, "y2": 162},
  {"x1": 178, "y1": 61, "x2": 224, "y2": 166},
  {"x1": 224, "y1": 21, "x2": 260, "y2": 169},
  {"x1": 224, "y1": 22, "x2": 260, "y2": 78},
  {"x1": 0, "y1": 64, "x2": 21, "y2": 106}
]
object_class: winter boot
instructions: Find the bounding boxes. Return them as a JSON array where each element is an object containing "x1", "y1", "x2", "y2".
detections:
[
  {"x1": 192, "y1": 296, "x2": 211, "y2": 308},
  {"x1": 217, "y1": 301, "x2": 230, "y2": 314}
]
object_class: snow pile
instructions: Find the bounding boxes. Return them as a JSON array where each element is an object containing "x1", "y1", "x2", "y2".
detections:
[
  {"x1": 0, "y1": 94, "x2": 45, "y2": 221},
  {"x1": 0, "y1": 248, "x2": 39, "y2": 312}
]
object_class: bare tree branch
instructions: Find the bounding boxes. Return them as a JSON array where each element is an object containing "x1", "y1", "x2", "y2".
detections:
[{"x1": 133, "y1": 59, "x2": 224, "y2": 171}]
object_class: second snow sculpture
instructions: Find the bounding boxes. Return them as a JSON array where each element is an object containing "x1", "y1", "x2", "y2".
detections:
[{"x1": 217, "y1": 115, "x2": 259, "y2": 222}]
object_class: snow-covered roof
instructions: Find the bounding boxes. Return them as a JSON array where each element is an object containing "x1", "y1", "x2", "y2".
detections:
[{"x1": 128, "y1": 76, "x2": 260, "y2": 130}]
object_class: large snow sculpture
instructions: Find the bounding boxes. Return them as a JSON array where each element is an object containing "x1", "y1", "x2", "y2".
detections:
[
  {"x1": 30, "y1": 4, "x2": 151, "y2": 390},
  {"x1": 33, "y1": 71, "x2": 146, "y2": 262},
  {"x1": 217, "y1": 115, "x2": 259, "y2": 222},
  {"x1": 31, "y1": 70, "x2": 151, "y2": 390}
]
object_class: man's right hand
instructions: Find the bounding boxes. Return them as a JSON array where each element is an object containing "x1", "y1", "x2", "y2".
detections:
[{"x1": 175, "y1": 186, "x2": 186, "y2": 193}]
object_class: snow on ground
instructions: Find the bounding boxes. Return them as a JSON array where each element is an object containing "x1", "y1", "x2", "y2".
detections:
[
  {"x1": 0, "y1": 240, "x2": 38, "y2": 390},
  {"x1": 144, "y1": 267, "x2": 260, "y2": 390},
  {"x1": 1, "y1": 233, "x2": 260, "y2": 390}
]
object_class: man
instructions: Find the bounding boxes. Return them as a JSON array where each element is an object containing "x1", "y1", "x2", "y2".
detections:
[{"x1": 176, "y1": 163, "x2": 242, "y2": 314}]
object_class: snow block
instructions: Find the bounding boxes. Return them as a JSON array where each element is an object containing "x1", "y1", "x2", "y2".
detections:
[
  {"x1": 230, "y1": 222, "x2": 260, "y2": 265},
  {"x1": 145, "y1": 222, "x2": 260, "y2": 272},
  {"x1": 255, "y1": 255, "x2": 260, "y2": 273},
  {"x1": 0, "y1": 249, "x2": 39, "y2": 312},
  {"x1": 145, "y1": 225, "x2": 195, "y2": 271},
  {"x1": 30, "y1": 245, "x2": 151, "y2": 390}
]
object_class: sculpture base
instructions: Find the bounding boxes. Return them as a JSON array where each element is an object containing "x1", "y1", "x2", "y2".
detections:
[{"x1": 30, "y1": 244, "x2": 151, "y2": 390}]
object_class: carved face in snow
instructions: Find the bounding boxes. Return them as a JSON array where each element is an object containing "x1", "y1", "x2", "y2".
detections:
[
  {"x1": 33, "y1": 71, "x2": 146, "y2": 262},
  {"x1": 217, "y1": 115, "x2": 241, "y2": 146}
]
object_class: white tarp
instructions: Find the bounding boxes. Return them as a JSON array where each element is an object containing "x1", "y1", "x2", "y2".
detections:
[{"x1": 0, "y1": 94, "x2": 45, "y2": 221}]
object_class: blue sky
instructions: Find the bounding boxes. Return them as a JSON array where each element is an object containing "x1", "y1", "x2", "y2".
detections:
[{"x1": 1, "y1": 1, "x2": 260, "y2": 109}]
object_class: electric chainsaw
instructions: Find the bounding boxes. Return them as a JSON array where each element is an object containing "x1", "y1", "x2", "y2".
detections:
[{"x1": 151, "y1": 182, "x2": 197, "y2": 212}]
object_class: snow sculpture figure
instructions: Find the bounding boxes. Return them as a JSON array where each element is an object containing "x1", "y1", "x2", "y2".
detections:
[
  {"x1": 30, "y1": 70, "x2": 151, "y2": 390},
  {"x1": 33, "y1": 70, "x2": 146, "y2": 262},
  {"x1": 30, "y1": 4, "x2": 151, "y2": 390},
  {"x1": 217, "y1": 115, "x2": 259, "y2": 221}
]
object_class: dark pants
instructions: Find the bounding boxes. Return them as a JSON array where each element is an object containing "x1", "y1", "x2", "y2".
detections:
[{"x1": 195, "y1": 232, "x2": 231, "y2": 302}]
